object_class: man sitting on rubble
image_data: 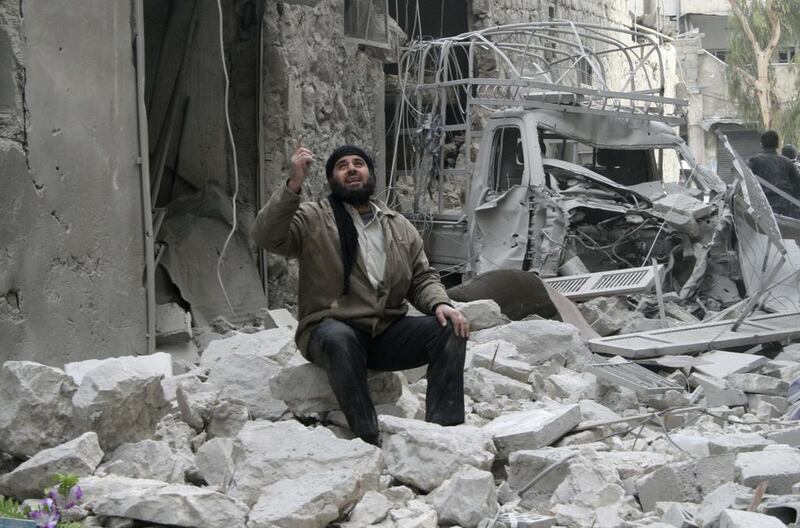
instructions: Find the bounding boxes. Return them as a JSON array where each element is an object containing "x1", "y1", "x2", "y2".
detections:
[
  {"x1": 747, "y1": 130, "x2": 800, "y2": 219},
  {"x1": 252, "y1": 140, "x2": 469, "y2": 447}
]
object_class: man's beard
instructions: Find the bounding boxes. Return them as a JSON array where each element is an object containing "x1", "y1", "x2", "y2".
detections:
[{"x1": 329, "y1": 173, "x2": 376, "y2": 205}]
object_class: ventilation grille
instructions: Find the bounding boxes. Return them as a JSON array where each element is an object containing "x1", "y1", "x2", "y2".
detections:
[{"x1": 544, "y1": 266, "x2": 659, "y2": 301}]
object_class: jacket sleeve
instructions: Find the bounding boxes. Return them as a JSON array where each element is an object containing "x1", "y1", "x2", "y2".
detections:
[
  {"x1": 252, "y1": 183, "x2": 310, "y2": 258},
  {"x1": 405, "y1": 223, "x2": 452, "y2": 314}
]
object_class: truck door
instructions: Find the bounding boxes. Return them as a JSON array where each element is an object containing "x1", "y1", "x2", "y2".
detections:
[{"x1": 471, "y1": 123, "x2": 532, "y2": 273}]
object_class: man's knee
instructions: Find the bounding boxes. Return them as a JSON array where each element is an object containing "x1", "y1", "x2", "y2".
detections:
[
  {"x1": 308, "y1": 319, "x2": 363, "y2": 366},
  {"x1": 432, "y1": 319, "x2": 466, "y2": 361}
]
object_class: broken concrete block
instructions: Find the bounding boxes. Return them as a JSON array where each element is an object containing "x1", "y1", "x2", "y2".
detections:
[
  {"x1": 454, "y1": 299, "x2": 510, "y2": 331},
  {"x1": 0, "y1": 432, "x2": 103, "y2": 499},
  {"x1": 270, "y1": 363, "x2": 402, "y2": 415},
  {"x1": 96, "y1": 439, "x2": 194, "y2": 484},
  {"x1": 735, "y1": 445, "x2": 800, "y2": 494},
  {"x1": 379, "y1": 415, "x2": 495, "y2": 492},
  {"x1": 660, "y1": 502, "x2": 698, "y2": 528},
  {"x1": 260, "y1": 308, "x2": 298, "y2": 330},
  {"x1": 465, "y1": 367, "x2": 534, "y2": 402},
  {"x1": 154, "y1": 414, "x2": 195, "y2": 454},
  {"x1": 727, "y1": 373, "x2": 788, "y2": 396},
  {"x1": 388, "y1": 499, "x2": 439, "y2": 528},
  {"x1": 748, "y1": 393, "x2": 789, "y2": 414},
  {"x1": 194, "y1": 437, "x2": 234, "y2": 487},
  {"x1": 72, "y1": 359, "x2": 169, "y2": 451},
  {"x1": 695, "y1": 350, "x2": 769, "y2": 379},
  {"x1": 668, "y1": 433, "x2": 711, "y2": 457},
  {"x1": 471, "y1": 320, "x2": 591, "y2": 367},
  {"x1": 469, "y1": 340, "x2": 533, "y2": 382},
  {"x1": 482, "y1": 405, "x2": 581, "y2": 458},
  {"x1": 690, "y1": 373, "x2": 748, "y2": 407},
  {"x1": 766, "y1": 426, "x2": 800, "y2": 447},
  {"x1": 693, "y1": 482, "x2": 753, "y2": 528},
  {"x1": 578, "y1": 296, "x2": 634, "y2": 337},
  {"x1": 206, "y1": 398, "x2": 249, "y2": 439},
  {"x1": 247, "y1": 470, "x2": 369, "y2": 528},
  {"x1": 228, "y1": 420, "x2": 382, "y2": 506},
  {"x1": 80, "y1": 475, "x2": 248, "y2": 528},
  {"x1": 430, "y1": 465, "x2": 498, "y2": 528},
  {"x1": 200, "y1": 327, "x2": 295, "y2": 420},
  {"x1": 64, "y1": 352, "x2": 173, "y2": 385},
  {"x1": 653, "y1": 193, "x2": 713, "y2": 220},
  {"x1": 155, "y1": 302, "x2": 192, "y2": 344},
  {"x1": 620, "y1": 316, "x2": 676, "y2": 334},
  {"x1": 719, "y1": 509, "x2": 786, "y2": 528},
  {"x1": 0, "y1": 361, "x2": 77, "y2": 457},
  {"x1": 707, "y1": 432, "x2": 774, "y2": 455},
  {"x1": 636, "y1": 455, "x2": 735, "y2": 512},
  {"x1": 347, "y1": 490, "x2": 392, "y2": 525},
  {"x1": 544, "y1": 371, "x2": 598, "y2": 403},
  {"x1": 176, "y1": 377, "x2": 219, "y2": 431}
]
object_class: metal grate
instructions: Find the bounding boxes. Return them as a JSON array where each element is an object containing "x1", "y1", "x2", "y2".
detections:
[
  {"x1": 544, "y1": 265, "x2": 659, "y2": 301},
  {"x1": 588, "y1": 361, "x2": 683, "y2": 394}
]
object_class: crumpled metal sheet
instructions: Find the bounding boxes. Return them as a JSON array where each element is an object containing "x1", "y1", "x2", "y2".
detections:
[{"x1": 473, "y1": 185, "x2": 531, "y2": 274}]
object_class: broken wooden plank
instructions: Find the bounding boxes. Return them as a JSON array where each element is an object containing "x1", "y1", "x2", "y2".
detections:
[
  {"x1": 543, "y1": 265, "x2": 660, "y2": 301},
  {"x1": 589, "y1": 311, "x2": 800, "y2": 358}
]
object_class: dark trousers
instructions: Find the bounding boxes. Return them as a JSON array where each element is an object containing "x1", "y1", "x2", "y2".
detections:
[{"x1": 306, "y1": 316, "x2": 466, "y2": 444}]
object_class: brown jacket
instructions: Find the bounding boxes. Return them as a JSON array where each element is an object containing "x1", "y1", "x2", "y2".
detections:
[{"x1": 253, "y1": 184, "x2": 452, "y2": 358}]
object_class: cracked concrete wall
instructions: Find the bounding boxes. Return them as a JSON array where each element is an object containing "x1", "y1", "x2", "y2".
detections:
[
  {"x1": 260, "y1": 0, "x2": 387, "y2": 311},
  {"x1": 471, "y1": 0, "x2": 631, "y2": 30},
  {"x1": 0, "y1": 1, "x2": 146, "y2": 365}
]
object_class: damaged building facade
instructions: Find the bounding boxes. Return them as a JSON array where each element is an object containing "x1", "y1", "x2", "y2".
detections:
[{"x1": 1, "y1": 0, "x2": 671, "y2": 364}]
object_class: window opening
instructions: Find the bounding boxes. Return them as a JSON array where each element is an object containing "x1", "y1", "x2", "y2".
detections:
[{"x1": 489, "y1": 127, "x2": 524, "y2": 194}]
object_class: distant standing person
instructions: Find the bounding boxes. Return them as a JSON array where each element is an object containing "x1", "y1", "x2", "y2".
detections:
[
  {"x1": 747, "y1": 130, "x2": 800, "y2": 218},
  {"x1": 252, "y1": 139, "x2": 469, "y2": 446}
]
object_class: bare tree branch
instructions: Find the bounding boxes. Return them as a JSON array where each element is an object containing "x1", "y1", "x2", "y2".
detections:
[
  {"x1": 728, "y1": 0, "x2": 762, "y2": 54},
  {"x1": 764, "y1": 0, "x2": 783, "y2": 58}
]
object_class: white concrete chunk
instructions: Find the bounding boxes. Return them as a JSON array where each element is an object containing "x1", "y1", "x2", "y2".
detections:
[
  {"x1": 155, "y1": 302, "x2": 192, "y2": 344},
  {"x1": 80, "y1": 475, "x2": 248, "y2": 528},
  {"x1": 694, "y1": 350, "x2": 769, "y2": 379},
  {"x1": 707, "y1": 432, "x2": 774, "y2": 455},
  {"x1": 270, "y1": 363, "x2": 402, "y2": 415},
  {"x1": 379, "y1": 415, "x2": 495, "y2": 492},
  {"x1": 636, "y1": 455, "x2": 736, "y2": 512},
  {"x1": 347, "y1": 490, "x2": 392, "y2": 525},
  {"x1": 65, "y1": 352, "x2": 173, "y2": 385},
  {"x1": 577, "y1": 296, "x2": 633, "y2": 337},
  {"x1": 735, "y1": 445, "x2": 800, "y2": 494},
  {"x1": 72, "y1": 360, "x2": 169, "y2": 451},
  {"x1": 0, "y1": 432, "x2": 103, "y2": 499},
  {"x1": 247, "y1": 470, "x2": 367, "y2": 528},
  {"x1": 465, "y1": 366, "x2": 534, "y2": 402},
  {"x1": 483, "y1": 405, "x2": 581, "y2": 458},
  {"x1": 727, "y1": 373, "x2": 788, "y2": 396},
  {"x1": 96, "y1": 439, "x2": 194, "y2": 484},
  {"x1": 0, "y1": 361, "x2": 78, "y2": 458},
  {"x1": 471, "y1": 320, "x2": 591, "y2": 367},
  {"x1": 454, "y1": 299, "x2": 510, "y2": 331},
  {"x1": 194, "y1": 437, "x2": 234, "y2": 487},
  {"x1": 430, "y1": 465, "x2": 498, "y2": 528},
  {"x1": 719, "y1": 509, "x2": 786, "y2": 528},
  {"x1": 228, "y1": 420, "x2": 382, "y2": 507},
  {"x1": 693, "y1": 482, "x2": 753, "y2": 528},
  {"x1": 469, "y1": 340, "x2": 532, "y2": 382}
]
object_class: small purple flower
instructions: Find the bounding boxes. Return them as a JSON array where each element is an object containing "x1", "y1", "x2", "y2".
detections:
[
  {"x1": 46, "y1": 483, "x2": 83, "y2": 510},
  {"x1": 28, "y1": 497, "x2": 60, "y2": 528}
]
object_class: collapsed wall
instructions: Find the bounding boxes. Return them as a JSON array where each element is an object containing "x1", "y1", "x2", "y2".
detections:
[{"x1": 0, "y1": 2, "x2": 147, "y2": 365}]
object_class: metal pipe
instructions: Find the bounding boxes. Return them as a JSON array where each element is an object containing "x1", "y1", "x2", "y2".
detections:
[{"x1": 134, "y1": 0, "x2": 156, "y2": 356}]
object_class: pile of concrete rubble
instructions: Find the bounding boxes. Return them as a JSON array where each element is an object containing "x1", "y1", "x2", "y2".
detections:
[{"x1": 2, "y1": 299, "x2": 800, "y2": 528}]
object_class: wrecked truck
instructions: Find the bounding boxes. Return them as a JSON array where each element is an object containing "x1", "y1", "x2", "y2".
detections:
[{"x1": 388, "y1": 22, "x2": 730, "y2": 304}]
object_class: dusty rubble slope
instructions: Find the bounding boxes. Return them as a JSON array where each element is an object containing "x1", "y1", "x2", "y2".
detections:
[{"x1": 1, "y1": 298, "x2": 800, "y2": 528}]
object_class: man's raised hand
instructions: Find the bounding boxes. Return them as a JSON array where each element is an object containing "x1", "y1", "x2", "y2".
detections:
[{"x1": 288, "y1": 137, "x2": 315, "y2": 193}]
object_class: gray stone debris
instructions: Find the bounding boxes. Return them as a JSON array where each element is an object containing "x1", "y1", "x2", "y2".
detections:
[
  {"x1": 469, "y1": 339, "x2": 533, "y2": 382},
  {"x1": 454, "y1": 299, "x2": 511, "y2": 331},
  {"x1": 430, "y1": 465, "x2": 498, "y2": 528},
  {"x1": 64, "y1": 352, "x2": 174, "y2": 385},
  {"x1": 270, "y1": 362, "x2": 403, "y2": 415},
  {"x1": 0, "y1": 432, "x2": 103, "y2": 499},
  {"x1": 205, "y1": 398, "x2": 249, "y2": 439},
  {"x1": 482, "y1": 404, "x2": 582, "y2": 458},
  {"x1": 347, "y1": 490, "x2": 393, "y2": 525},
  {"x1": 577, "y1": 296, "x2": 633, "y2": 337},
  {"x1": 735, "y1": 444, "x2": 800, "y2": 494},
  {"x1": 636, "y1": 455, "x2": 736, "y2": 512},
  {"x1": 471, "y1": 320, "x2": 591, "y2": 368},
  {"x1": 247, "y1": 469, "x2": 368, "y2": 528},
  {"x1": 194, "y1": 437, "x2": 234, "y2": 487},
  {"x1": 96, "y1": 439, "x2": 194, "y2": 484},
  {"x1": 0, "y1": 361, "x2": 77, "y2": 457},
  {"x1": 200, "y1": 327, "x2": 295, "y2": 420},
  {"x1": 71, "y1": 358, "x2": 169, "y2": 451},
  {"x1": 379, "y1": 415, "x2": 496, "y2": 492},
  {"x1": 465, "y1": 366, "x2": 535, "y2": 402},
  {"x1": 719, "y1": 509, "x2": 787, "y2": 528},
  {"x1": 727, "y1": 373, "x2": 789, "y2": 396},
  {"x1": 80, "y1": 475, "x2": 249, "y2": 528},
  {"x1": 694, "y1": 350, "x2": 769, "y2": 379},
  {"x1": 228, "y1": 420, "x2": 382, "y2": 506},
  {"x1": 692, "y1": 482, "x2": 753, "y2": 527}
]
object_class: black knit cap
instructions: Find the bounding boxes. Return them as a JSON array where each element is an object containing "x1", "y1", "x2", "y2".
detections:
[{"x1": 325, "y1": 145, "x2": 374, "y2": 179}]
